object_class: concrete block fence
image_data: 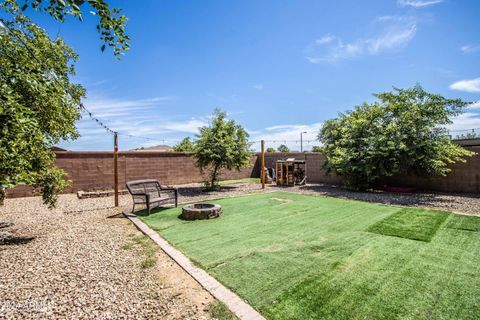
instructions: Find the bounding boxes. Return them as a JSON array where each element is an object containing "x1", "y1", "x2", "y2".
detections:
[{"x1": 7, "y1": 144, "x2": 480, "y2": 198}]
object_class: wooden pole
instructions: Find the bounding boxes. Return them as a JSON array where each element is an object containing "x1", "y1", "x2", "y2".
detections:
[
  {"x1": 114, "y1": 132, "x2": 119, "y2": 207},
  {"x1": 261, "y1": 140, "x2": 265, "y2": 189}
]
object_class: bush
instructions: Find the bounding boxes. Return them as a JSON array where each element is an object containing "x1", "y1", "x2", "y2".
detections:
[
  {"x1": 277, "y1": 144, "x2": 290, "y2": 152},
  {"x1": 318, "y1": 85, "x2": 474, "y2": 190}
]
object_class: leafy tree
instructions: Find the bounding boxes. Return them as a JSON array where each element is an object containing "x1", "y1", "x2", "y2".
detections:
[
  {"x1": 311, "y1": 146, "x2": 322, "y2": 152},
  {"x1": 266, "y1": 147, "x2": 276, "y2": 153},
  {"x1": 0, "y1": 0, "x2": 128, "y2": 207},
  {"x1": 319, "y1": 86, "x2": 474, "y2": 191},
  {"x1": 194, "y1": 110, "x2": 251, "y2": 189},
  {"x1": 277, "y1": 144, "x2": 290, "y2": 153},
  {"x1": 174, "y1": 137, "x2": 196, "y2": 152},
  {"x1": 0, "y1": 16, "x2": 85, "y2": 206},
  {"x1": 1, "y1": 0, "x2": 129, "y2": 56}
]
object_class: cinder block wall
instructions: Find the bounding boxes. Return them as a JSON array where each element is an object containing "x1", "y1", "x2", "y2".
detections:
[
  {"x1": 7, "y1": 151, "x2": 258, "y2": 198},
  {"x1": 261, "y1": 146, "x2": 479, "y2": 193},
  {"x1": 6, "y1": 145, "x2": 479, "y2": 198}
]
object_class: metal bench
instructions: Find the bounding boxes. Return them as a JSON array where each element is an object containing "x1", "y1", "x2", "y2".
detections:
[{"x1": 126, "y1": 179, "x2": 178, "y2": 214}]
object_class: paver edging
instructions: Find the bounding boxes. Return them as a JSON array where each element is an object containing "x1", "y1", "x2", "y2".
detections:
[{"x1": 124, "y1": 213, "x2": 266, "y2": 320}]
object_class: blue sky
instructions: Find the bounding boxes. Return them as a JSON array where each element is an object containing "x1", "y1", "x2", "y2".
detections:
[{"x1": 25, "y1": 0, "x2": 480, "y2": 150}]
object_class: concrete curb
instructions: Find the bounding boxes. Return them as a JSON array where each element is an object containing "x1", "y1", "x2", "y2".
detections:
[{"x1": 125, "y1": 213, "x2": 265, "y2": 320}]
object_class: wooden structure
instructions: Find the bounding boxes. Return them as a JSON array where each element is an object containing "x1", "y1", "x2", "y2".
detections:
[{"x1": 275, "y1": 159, "x2": 307, "y2": 186}]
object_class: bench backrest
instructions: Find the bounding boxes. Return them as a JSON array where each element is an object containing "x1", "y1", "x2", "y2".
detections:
[{"x1": 126, "y1": 179, "x2": 161, "y2": 198}]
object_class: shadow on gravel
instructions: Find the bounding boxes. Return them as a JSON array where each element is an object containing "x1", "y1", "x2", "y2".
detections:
[
  {"x1": 0, "y1": 234, "x2": 35, "y2": 245},
  {"x1": 177, "y1": 186, "x2": 237, "y2": 197},
  {"x1": 297, "y1": 184, "x2": 480, "y2": 208}
]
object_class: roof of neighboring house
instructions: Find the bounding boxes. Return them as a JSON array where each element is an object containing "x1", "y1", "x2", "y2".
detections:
[
  {"x1": 131, "y1": 145, "x2": 173, "y2": 152},
  {"x1": 51, "y1": 146, "x2": 67, "y2": 151},
  {"x1": 453, "y1": 138, "x2": 480, "y2": 147}
]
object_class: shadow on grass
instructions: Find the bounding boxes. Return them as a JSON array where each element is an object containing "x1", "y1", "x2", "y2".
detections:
[{"x1": 132, "y1": 207, "x2": 172, "y2": 217}]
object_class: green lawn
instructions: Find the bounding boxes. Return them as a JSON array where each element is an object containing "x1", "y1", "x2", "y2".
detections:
[
  {"x1": 218, "y1": 178, "x2": 260, "y2": 185},
  {"x1": 140, "y1": 192, "x2": 480, "y2": 320}
]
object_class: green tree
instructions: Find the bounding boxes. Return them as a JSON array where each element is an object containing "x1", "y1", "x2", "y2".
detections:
[
  {"x1": 311, "y1": 146, "x2": 322, "y2": 152},
  {"x1": 0, "y1": 16, "x2": 85, "y2": 206},
  {"x1": 1, "y1": 0, "x2": 129, "y2": 56},
  {"x1": 318, "y1": 85, "x2": 474, "y2": 191},
  {"x1": 194, "y1": 110, "x2": 251, "y2": 189},
  {"x1": 266, "y1": 147, "x2": 276, "y2": 153},
  {"x1": 174, "y1": 137, "x2": 196, "y2": 152},
  {"x1": 277, "y1": 144, "x2": 290, "y2": 153}
]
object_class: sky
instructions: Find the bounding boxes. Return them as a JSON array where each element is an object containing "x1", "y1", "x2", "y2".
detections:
[{"x1": 21, "y1": 0, "x2": 480, "y2": 151}]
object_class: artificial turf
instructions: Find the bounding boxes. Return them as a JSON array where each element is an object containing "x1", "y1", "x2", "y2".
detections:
[
  {"x1": 140, "y1": 192, "x2": 480, "y2": 320},
  {"x1": 367, "y1": 208, "x2": 450, "y2": 242}
]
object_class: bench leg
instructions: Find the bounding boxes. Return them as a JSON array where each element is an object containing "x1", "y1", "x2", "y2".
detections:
[{"x1": 147, "y1": 202, "x2": 151, "y2": 215}]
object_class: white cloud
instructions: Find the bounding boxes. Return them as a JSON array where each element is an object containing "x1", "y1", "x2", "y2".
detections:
[
  {"x1": 162, "y1": 119, "x2": 208, "y2": 133},
  {"x1": 316, "y1": 35, "x2": 335, "y2": 45},
  {"x1": 449, "y1": 78, "x2": 480, "y2": 93},
  {"x1": 397, "y1": 0, "x2": 443, "y2": 8},
  {"x1": 461, "y1": 44, "x2": 480, "y2": 54},
  {"x1": 250, "y1": 122, "x2": 323, "y2": 151},
  {"x1": 86, "y1": 96, "x2": 175, "y2": 113},
  {"x1": 253, "y1": 84, "x2": 264, "y2": 90},
  {"x1": 447, "y1": 112, "x2": 480, "y2": 132},
  {"x1": 467, "y1": 101, "x2": 480, "y2": 109},
  {"x1": 306, "y1": 16, "x2": 417, "y2": 63},
  {"x1": 56, "y1": 93, "x2": 213, "y2": 151}
]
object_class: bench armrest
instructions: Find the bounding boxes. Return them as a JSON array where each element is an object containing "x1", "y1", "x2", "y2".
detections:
[{"x1": 131, "y1": 193, "x2": 150, "y2": 202}]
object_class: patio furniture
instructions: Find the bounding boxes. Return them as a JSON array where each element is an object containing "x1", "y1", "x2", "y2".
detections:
[{"x1": 126, "y1": 179, "x2": 178, "y2": 214}]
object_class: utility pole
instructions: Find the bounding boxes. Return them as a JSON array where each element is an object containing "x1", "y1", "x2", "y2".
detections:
[
  {"x1": 114, "y1": 132, "x2": 119, "y2": 207},
  {"x1": 300, "y1": 131, "x2": 307, "y2": 152}
]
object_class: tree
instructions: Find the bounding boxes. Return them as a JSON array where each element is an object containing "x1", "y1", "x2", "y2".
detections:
[
  {"x1": 277, "y1": 144, "x2": 290, "y2": 152},
  {"x1": 0, "y1": 16, "x2": 85, "y2": 206},
  {"x1": 266, "y1": 147, "x2": 276, "y2": 153},
  {"x1": 194, "y1": 110, "x2": 251, "y2": 189},
  {"x1": 311, "y1": 146, "x2": 322, "y2": 152},
  {"x1": 0, "y1": 0, "x2": 128, "y2": 207},
  {"x1": 174, "y1": 137, "x2": 196, "y2": 152},
  {"x1": 1, "y1": 0, "x2": 129, "y2": 56},
  {"x1": 318, "y1": 85, "x2": 474, "y2": 191}
]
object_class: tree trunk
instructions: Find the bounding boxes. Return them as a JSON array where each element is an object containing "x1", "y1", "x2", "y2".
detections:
[{"x1": 211, "y1": 163, "x2": 220, "y2": 188}]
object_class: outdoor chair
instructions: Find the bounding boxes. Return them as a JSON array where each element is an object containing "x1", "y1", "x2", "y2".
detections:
[{"x1": 126, "y1": 179, "x2": 178, "y2": 214}]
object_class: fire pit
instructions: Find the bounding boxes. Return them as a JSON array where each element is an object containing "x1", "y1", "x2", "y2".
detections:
[{"x1": 181, "y1": 203, "x2": 222, "y2": 220}]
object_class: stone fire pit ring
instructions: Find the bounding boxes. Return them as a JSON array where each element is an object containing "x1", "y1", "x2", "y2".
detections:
[{"x1": 181, "y1": 203, "x2": 222, "y2": 220}]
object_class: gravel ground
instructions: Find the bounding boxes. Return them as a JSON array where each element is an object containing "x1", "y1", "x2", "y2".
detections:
[
  {"x1": 287, "y1": 184, "x2": 480, "y2": 215},
  {"x1": 0, "y1": 195, "x2": 215, "y2": 320},
  {"x1": 1, "y1": 182, "x2": 478, "y2": 318}
]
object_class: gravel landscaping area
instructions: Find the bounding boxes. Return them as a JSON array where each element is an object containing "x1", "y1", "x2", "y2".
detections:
[
  {"x1": 1, "y1": 181, "x2": 478, "y2": 318},
  {"x1": 289, "y1": 184, "x2": 480, "y2": 215},
  {"x1": 0, "y1": 195, "x2": 216, "y2": 319}
]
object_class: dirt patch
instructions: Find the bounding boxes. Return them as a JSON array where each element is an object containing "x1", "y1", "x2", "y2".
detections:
[
  {"x1": 271, "y1": 197, "x2": 293, "y2": 203},
  {"x1": 153, "y1": 244, "x2": 215, "y2": 317}
]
